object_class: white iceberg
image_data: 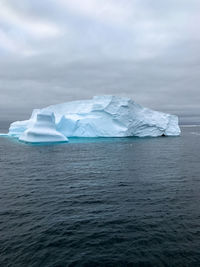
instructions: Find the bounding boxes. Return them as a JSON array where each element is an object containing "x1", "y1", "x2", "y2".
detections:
[
  {"x1": 19, "y1": 112, "x2": 68, "y2": 143},
  {"x1": 9, "y1": 95, "x2": 180, "y2": 143}
]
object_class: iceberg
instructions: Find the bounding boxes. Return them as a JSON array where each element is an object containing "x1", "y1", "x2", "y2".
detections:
[
  {"x1": 8, "y1": 95, "x2": 180, "y2": 143},
  {"x1": 19, "y1": 112, "x2": 68, "y2": 143}
]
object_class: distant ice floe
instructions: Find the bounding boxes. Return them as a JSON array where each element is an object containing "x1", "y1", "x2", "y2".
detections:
[
  {"x1": 8, "y1": 95, "x2": 181, "y2": 144},
  {"x1": 181, "y1": 125, "x2": 200, "y2": 127},
  {"x1": 0, "y1": 133, "x2": 8, "y2": 137}
]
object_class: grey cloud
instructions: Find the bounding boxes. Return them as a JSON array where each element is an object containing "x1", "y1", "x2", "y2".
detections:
[{"x1": 0, "y1": 0, "x2": 200, "y2": 122}]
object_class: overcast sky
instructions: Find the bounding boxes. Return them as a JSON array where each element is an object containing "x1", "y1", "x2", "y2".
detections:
[{"x1": 0, "y1": 0, "x2": 200, "y2": 120}]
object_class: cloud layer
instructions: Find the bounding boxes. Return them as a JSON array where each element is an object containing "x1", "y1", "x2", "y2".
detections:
[{"x1": 0, "y1": 0, "x2": 200, "y2": 120}]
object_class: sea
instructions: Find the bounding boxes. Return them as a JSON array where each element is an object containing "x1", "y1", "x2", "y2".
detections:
[{"x1": 1, "y1": 120, "x2": 200, "y2": 266}]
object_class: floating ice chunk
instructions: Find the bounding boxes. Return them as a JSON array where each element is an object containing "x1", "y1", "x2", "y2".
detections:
[
  {"x1": 0, "y1": 133, "x2": 8, "y2": 137},
  {"x1": 19, "y1": 112, "x2": 68, "y2": 143},
  {"x1": 9, "y1": 95, "x2": 181, "y2": 141}
]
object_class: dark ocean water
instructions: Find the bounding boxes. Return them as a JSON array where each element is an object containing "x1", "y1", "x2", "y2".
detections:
[{"x1": 1, "y1": 126, "x2": 200, "y2": 266}]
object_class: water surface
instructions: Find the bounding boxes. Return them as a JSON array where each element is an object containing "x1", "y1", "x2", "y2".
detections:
[{"x1": 1, "y1": 126, "x2": 200, "y2": 266}]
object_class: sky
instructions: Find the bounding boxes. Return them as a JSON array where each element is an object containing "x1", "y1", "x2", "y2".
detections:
[{"x1": 0, "y1": 0, "x2": 200, "y2": 121}]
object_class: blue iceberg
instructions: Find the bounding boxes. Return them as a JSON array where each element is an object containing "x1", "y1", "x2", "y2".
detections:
[
  {"x1": 19, "y1": 112, "x2": 68, "y2": 143},
  {"x1": 8, "y1": 95, "x2": 181, "y2": 143}
]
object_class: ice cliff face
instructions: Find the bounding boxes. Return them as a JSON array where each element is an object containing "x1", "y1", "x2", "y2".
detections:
[{"x1": 9, "y1": 95, "x2": 180, "y2": 143}]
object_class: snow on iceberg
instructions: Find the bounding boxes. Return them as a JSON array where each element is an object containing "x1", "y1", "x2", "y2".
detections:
[
  {"x1": 9, "y1": 95, "x2": 180, "y2": 143},
  {"x1": 19, "y1": 112, "x2": 68, "y2": 143}
]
